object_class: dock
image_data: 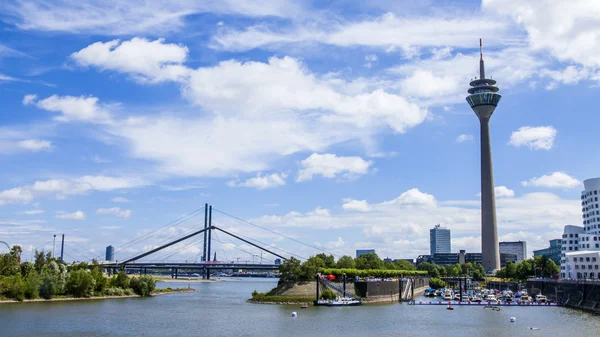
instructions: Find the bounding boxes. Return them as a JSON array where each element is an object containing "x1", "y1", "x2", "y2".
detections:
[{"x1": 408, "y1": 301, "x2": 559, "y2": 306}]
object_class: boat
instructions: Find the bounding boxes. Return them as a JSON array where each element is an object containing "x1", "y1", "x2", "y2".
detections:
[
  {"x1": 446, "y1": 304, "x2": 454, "y2": 310},
  {"x1": 443, "y1": 292, "x2": 453, "y2": 301},
  {"x1": 535, "y1": 295, "x2": 547, "y2": 303},
  {"x1": 327, "y1": 296, "x2": 362, "y2": 307},
  {"x1": 472, "y1": 296, "x2": 482, "y2": 303},
  {"x1": 300, "y1": 305, "x2": 309, "y2": 309},
  {"x1": 520, "y1": 295, "x2": 531, "y2": 303},
  {"x1": 424, "y1": 288, "x2": 436, "y2": 297}
]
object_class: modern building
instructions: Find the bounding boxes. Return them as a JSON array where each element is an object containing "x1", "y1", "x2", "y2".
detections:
[
  {"x1": 466, "y1": 39, "x2": 502, "y2": 272},
  {"x1": 274, "y1": 259, "x2": 282, "y2": 265},
  {"x1": 105, "y1": 245, "x2": 114, "y2": 261},
  {"x1": 356, "y1": 249, "x2": 375, "y2": 258},
  {"x1": 534, "y1": 239, "x2": 562, "y2": 265},
  {"x1": 430, "y1": 224, "x2": 451, "y2": 255},
  {"x1": 432, "y1": 253, "x2": 458, "y2": 266},
  {"x1": 465, "y1": 253, "x2": 482, "y2": 265},
  {"x1": 500, "y1": 253, "x2": 518, "y2": 267},
  {"x1": 561, "y1": 178, "x2": 600, "y2": 279},
  {"x1": 499, "y1": 241, "x2": 527, "y2": 262},
  {"x1": 416, "y1": 255, "x2": 432, "y2": 265}
]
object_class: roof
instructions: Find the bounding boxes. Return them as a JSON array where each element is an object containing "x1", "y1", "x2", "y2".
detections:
[{"x1": 565, "y1": 251, "x2": 600, "y2": 257}]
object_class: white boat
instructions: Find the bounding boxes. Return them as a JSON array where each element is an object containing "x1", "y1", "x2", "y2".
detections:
[
  {"x1": 535, "y1": 295, "x2": 547, "y2": 303},
  {"x1": 487, "y1": 295, "x2": 497, "y2": 302},
  {"x1": 327, "y1": 296, "x2": 362, "y2": 307},
  {"x1": 520, "y1": 295, "x2": 531, "y2": 303}
]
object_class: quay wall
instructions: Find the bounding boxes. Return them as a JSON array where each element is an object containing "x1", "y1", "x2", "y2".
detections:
[{"x1": 527, "y1": 279, "x2": 600, "y2": 313}]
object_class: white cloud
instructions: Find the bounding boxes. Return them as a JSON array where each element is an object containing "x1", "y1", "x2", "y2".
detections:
[
  {"x1": 431, "y1": 47, "x2": 453, "y2": 60},
  {"x1": 19, "y1": 209, "x2": 45, "y2": 215},
  {"x1": 3, "y1": 0, "x2": 301, "y2": 35},
  {"x1": 363, "y1": 54, "x2": 378, "y2": 68},
  {"x1": 456, "y1": 134, "x2": 473, "y2": 143},
  {"x1": 483, "y1": 0, "x2": 600, "y2": 68},
  {"x1": 33, "y1": 95, "x2": 113, "y2": 124},
  {"x1": 17, "y1": 139, "x2": 52, "y2": 152},
  {"x1": 541, "y1": 66, "x2": 594, "y2": 89},
  {"x1": 342, "y1": 199, "x2": 371, "y2": 212},
  {"x1": 0, "y1": 175, "x2": 146, "y2": 206},
  {"x1": 227, "y1": 172, "x2": 287, "y2": 189},
  {"x1": 71, "y1": 38, "x2": 190, "y2": 83},
  {"x1": 399, "y1": 70, "x2": 459, "y2": 98},
  {"x1": 111, "y1": 197, "x2": 131, "y2": 203},
  {"x1": 55, "y1": 211, "x2": 86, "y2": 220},
  {"x1": 22, "y1": 94, "x2": 37, "y2": 105},
  {"x1": 297, "y1": 153, "x2": 372, "y2": 182},
  {"x1": 100, "y1": 225, "x2": 121, "y2": 230},
  {"x1": 212, "y1": 12, "x2": 508, "y2": 51},
  {"x1": 521, "y1": 172, "x2": 582, "y2": 189},
  {"x1": 97, "y1": 207, "x2": 132, "y2": 218},
  {"x1": 509, "y1": 126, "x2": 557, "y2": 150},
  {"x1": 383, "y1": 188, "x2": 437, "y2": 208}
]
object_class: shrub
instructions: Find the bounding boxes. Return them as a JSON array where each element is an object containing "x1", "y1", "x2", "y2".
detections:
[
  {"x1": 103, "y1": 287, "x2": 125, "y2": 296},
  {"x1": 66, "y1": 269, "x2": 96, "y2": 298},
  {"x1": 91, "y1": 268, "x2": 107, "y2": 294},
  {"x1": 24, "y1": 271, "x2": 41, "y2": 299},
  {"x1": 321, "y1": 289, "x2": 335, "y2": 300},
  {"x1": 124, "y1": 288, "x2": 134, "y2": 296},
  {"x1": 110, "y1": 271, "x2": 130, "y2": 289},
  {"x1": 429, "y1": 277, "x2": 446, "y2": 289},
  {"x1": 130, "y1": 275, "x2": 156, "y2": 297},
  {"x1": 0, "y1": 274, "x2": 25, "y2": 301}
]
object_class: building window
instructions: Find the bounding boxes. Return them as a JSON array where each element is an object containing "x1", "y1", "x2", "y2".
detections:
[
  {"x1": 587, "y1": 257, "x2": 591, "y2": 262},
  {"x1": 594, "y1": 257, "x2": 597, "y2": 262},
  {"x1": 570, "y1": 234, "x2": 574, "y2": 238},
  {"x1": 589, "y1": 265, "x2": 593, "y2": 270},
  {"x1": 575, "y1": 265, "x2": 579, "y2": 269},
  {"x1": 576, "y1": 234, "x2": 579, "y2": 237},
  {"x1": 580, "y1": 257, "x2": 584, "y2": 262}
]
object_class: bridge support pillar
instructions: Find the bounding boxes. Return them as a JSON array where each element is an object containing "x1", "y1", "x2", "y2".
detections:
[
  {"x1": 207, "y1": 268, "x2": 210, "y2": 280},
  {"x1": 175, "y1": 268, "x2": 178, "y2": 279}
]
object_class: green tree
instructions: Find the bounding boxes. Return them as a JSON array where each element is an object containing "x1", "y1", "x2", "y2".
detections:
[
  {"x1": 336, "y1": 255, "x2": 356, "y2": 269},
  {"x1": 34, "y1": 250, "x2": 46, "y2": 273},
  {"x1": 417, "y1": 262, "x2": 440, "y2": 278},
  {"x1": 383, "y1": 261, "x2": 399, "y2": 270},
  {"x1": 321, "y1": 289, "x2": 335, "y2": 300},
  {"x1": 39, "y1": 261, "x2": 68, "y2": 299},
  {"x1": 20, "y1": 262, "x2": 35, "y2": 278},
  {"x1": 429, "y1": 277, "x2": 446, "y2": 289},
  {"x1": 444, "y1": 264, "x2": 461, "y2": 277},
  {"x1": 9, "y1": 245, "x2": 22, "y2": 264},
  {"x1": 315, "y1": 253, "x2": 336, "y2": 268},
  {"x1": 24, "y1": 270, "x2": 42, "y2": 299},
  {"x1": 91, "y1": 267, "x2": 108, "y2": 294},
  {"x1": 130, "y1": 275, "x2": 156, "y2": 297},
  {"x1": 0, "y1": 253, "x2": 20, "y2": 276},
  {"x1": 395, "y1": 260, "x2": 416, "y2": 271},
  {"x1": 0, "y1": 274, "x2": 25, "y2": 301},
  {"x1": 516, "y1": 259, "x2": 534, "y2": 280},
  {"x1": 110, "y1": 271, "x2": 130, "y2": 289},
  {"x1": 543, "y1": 259, "x2": 559, "y2": 277},
  {"x1": 66, "y1": 269, "x2": 96, "y2": 298},
  {"x1": 300, "y1": 256, "x2": 325, "y2": 280},
  {"x1": 279, "y1": 257, "x2": 302, "y2": 282},
  {"x1": 355, "y1": 253, "x2": 383, "y2": 270}
]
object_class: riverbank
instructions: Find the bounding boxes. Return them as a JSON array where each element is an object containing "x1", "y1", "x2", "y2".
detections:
[
  {"x1": 0, "y1": 288, "x2": 196, "y2": 304},
  {"x1": 155, "y1": 277, "x2": 225, "y2": 283}
]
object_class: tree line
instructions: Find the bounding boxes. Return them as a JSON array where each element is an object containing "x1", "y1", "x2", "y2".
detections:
[
  {"x1": 279, "y1": 252, "x2": 421, "y2": 281},
  {"x1": 495, "y1": 255, "x2": 559, "y2": 281},
  {"x1": 416, "y1": 262, "x2": 486, "y2": 280},
  {"x1": 0, "y1": 245, "x2": 155, "y2": 301}
]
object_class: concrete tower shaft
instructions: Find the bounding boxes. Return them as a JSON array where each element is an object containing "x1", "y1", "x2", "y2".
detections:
[{"x1": 466, "y1": 39, "x2": 501, "y2": 272}]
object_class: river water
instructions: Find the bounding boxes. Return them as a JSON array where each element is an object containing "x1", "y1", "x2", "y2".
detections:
[{"x1": 1, "y1": 278, "x2": 599, "y2": 337}]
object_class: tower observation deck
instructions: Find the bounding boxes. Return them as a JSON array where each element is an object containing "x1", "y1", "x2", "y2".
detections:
[{"x1": 466, "y1": 39, "x2": 502, "y2": 272}]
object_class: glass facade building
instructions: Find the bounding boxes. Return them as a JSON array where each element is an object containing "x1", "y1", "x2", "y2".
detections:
[
  {"x1": 533, "y1": 239, "x2": 562, "y2": 265},
  {"x1": 356, "y1": 249, "x2": 375, "y2": 258},
  {"x1": 430, "y1": 224, "x2": 451, "y2": 255},
  {"x1": 499, "y1": 241, "x2": 527, "y2": 262},
  {"x1": 105, "y1": 245, "x2": 114, "y2": 261}
]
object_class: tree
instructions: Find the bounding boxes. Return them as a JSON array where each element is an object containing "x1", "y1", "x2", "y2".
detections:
[
  {"x1": 39, "y1": 261, "x2": 68, "y2": 299},
  {"x1": 417, "y1": 262, "x2": 440, "y2": 278},
  {"x1": 543, "y1": 259, "x2": 559, "y2": 277},
  {"x1": 517, "y1": 260, "x2": 534, "y2": 280},
  {"x1": 315, "y1": 253, "x2": 336, "y2": 268},
  {"x1": 336, "y1": 255, "x2": 356, "y2": 269},
  {"x1": 321, "y1": 289, "x2": 335, "y2": 300},
  {"x1": 300, "y1": 256, "x2": 325, "y2": 280},
  {"x1": 91, "y1": 267, "x2": 107, "y2": 294},
  {"x1": 429, "y1": 277, "x2": 446, "y2": 289},
  {"x1": 279, "y1": 257, "x2": 302, "y2": 282},
  {"x1": 395, "y1": 260, "x2": 416, "y2": 271},
  {"x1": 383, "y1": 261, "x2": 399, "y2": 270},
  {"x1": 21, "y1": 262, "x2": 35, "y2": 278},
  {"x1": 24, "y1": 271, "x2": 41, "y2": 299},
  {"x1": 34, "y1": 250, "x2": 46, "y2": 273},
  {"x1": 355, "y1": 253, "x2": 383, "y2": 270},
  {"x1": 0, "y1": 274, "x2": 25, "y2": 301},
  {"x1": 0, "y1": 252, "x2": 20, "y2": 276},
  {"x1": 130, "y1": 275, "x2": 156, "y2": 297},
  {"x1": 110, "y1": 271, "x2": 130, "y2": 289},
  {"x1": 9, "y1": 245, "x2": 22, "y2": 264},
  {"x1": 66, "y1": 269, "x2": 96, "y2": 298}
]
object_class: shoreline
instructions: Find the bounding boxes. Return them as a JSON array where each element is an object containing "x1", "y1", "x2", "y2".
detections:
[{"x1": 0, "y1": 289, "x2": 197, "y2": 304}]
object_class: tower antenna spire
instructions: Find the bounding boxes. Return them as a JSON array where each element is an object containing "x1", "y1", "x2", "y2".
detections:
[
  {"x1": 480, "y1": 38, "x2": 483, "y2": 61},
  {"x1": 479, "y1": 38, "x2": 485, "y2": 79}
]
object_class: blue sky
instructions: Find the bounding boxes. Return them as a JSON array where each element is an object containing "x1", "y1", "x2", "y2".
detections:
[{"x1": 1, "y1": 0, "x2": 598, "y2": 264}]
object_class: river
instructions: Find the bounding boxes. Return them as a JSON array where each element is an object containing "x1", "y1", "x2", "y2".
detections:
[{"x1": 1, "y1": 278, "x2": 599, "y2": 336}]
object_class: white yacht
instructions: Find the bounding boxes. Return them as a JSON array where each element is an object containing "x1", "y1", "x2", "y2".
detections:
[
  {"x1": 443, "y1": 290, "x2": 453, "y2": 301},
  {"x1": 535, "y1": 295, "x2": 547, "y2": 303},
  {"x1": 327, "y1": 296, "x2": 362, "y2": 307}
]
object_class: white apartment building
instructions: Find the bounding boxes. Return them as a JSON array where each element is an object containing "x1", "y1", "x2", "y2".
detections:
[{"x1": 561, "y1": 178, "x2": 600, "y2": 279}]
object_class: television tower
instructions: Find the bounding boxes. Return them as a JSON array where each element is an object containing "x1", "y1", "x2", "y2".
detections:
[{"x1": 466, "y1": 39, "x2": 502, "y2": 272}]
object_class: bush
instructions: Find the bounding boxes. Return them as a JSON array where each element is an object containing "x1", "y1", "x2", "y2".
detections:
[
  {"x1": 321, "y1": 289, "x2": 335, "y2": 300},
  {"x1": 66, "y1": 269, "x2": 96, "y2": 298},
  {"x1": 0, "y1": 274, "x2": 25, "y2": 301},
  {"x1": 124, "y1": 288, "x2": 134, "y2": 296},
  {"x1": 130, "y1": 275, "x2": 156, "y2": 297},
  {"x1": 39, "y1": 261, "x2": 68, "y2": 299},
  {"x1": 24, "y1": 271, "x2": 41, "y2": 299},
  {"x1": 429, "y1": 277, "x2": 446, "y2": 289},
  {"x1": 103, "y1": 287, "x2": 126, "y2": 296},
  {"x1": 319, "y1": 268, "x2": 427, "y2": 278},
  {"x1": 91, "y1": 267, "x2": 107, "y2": 294},
  {"x1": 110, "y1": 271, "x2": 130, "y2": 289}
]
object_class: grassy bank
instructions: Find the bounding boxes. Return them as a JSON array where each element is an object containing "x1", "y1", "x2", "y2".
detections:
[
  {"x1": 249, "y1": 292, "x2": 314, "y2": 304},
  {"x1": 0, "y1": 287, "x2": 195, "y2": 304}
]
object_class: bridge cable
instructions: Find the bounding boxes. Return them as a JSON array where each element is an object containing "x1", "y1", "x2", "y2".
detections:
[
  {"x1": 120, "y1": 223, "x2": 205, "y2": 262},
  {"x1": 64, "y1": 239, "x2": 96, "y2": 260},
  {"x1": 155, "y1": 236, "x2": 204, "y2": 262},
  {"x1": 62, "y1": 243, "x2": 93, "y2": 261},
  {"x1": 213, "y1": 208, "x2": 340, "y2": 258},
  {"x1": 212, "y1": 230, "x2": 228, "y2": 262}
]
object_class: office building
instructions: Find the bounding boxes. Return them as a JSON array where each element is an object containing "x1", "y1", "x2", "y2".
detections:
[
  {"x1": 561, "y1": 178, "x2": 600, "y2": 279},
  {"x1": 430, "y1": 224, "x2": 451, "y2": 255},
  {"x1": 499, "y1": 241, "x2": 527, "y2": 262},
  {"x1": 356, "y1": 249, "x2": 375, "y2": 258},
  {"x1": 105, "y1": 245, "x2": 114, "y2": 261},
  {"x1": 534, "y1": 239, "x2": 562, "y2": 265},
  {"x1": 274, "y1": 259, "x2": 282, "y2": 265},
  {"x1": 466, "y1": 40, "x2": 502, "y2": 271},
  {"x1": 500, "y1": 253, "x2": 518, "y2": 267},
  {"x1": 416, "y1": 255, "x2": 432, "y2": 265}
]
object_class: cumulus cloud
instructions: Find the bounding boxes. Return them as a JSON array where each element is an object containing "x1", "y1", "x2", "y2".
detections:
[
  {"x1": 477, "y1": 186, "x2": 515, "y2": 198},
  {"x1": 227, "y1": 173, "x2": 287, "y2": 189},
  {"x1": 509, "y1": 126, "x2": 557, "y2": 150},
  {"x1": 97, "y1": 207, "x2": 132, "y2": 218},
  {"x1": 521, "y1": 172, "x2": 582, "y2": 189},
  {"x1": 22, "y1": 94, "x2": 37, "y2": 105},
  {"x1": 111, "y1": 197, "x2": 131, "y2": 203},
  {"x1": 456, "y1": 134, "x2": 473, "y2": 143},
  {"x1": 297, "y1": 153, "x2": 372, "y2": 182},
  {"x1": 342, "y1": 199, "x2": 371, "y2": 212},
  {"x1": 55, "y1": 211, "x2": 86, "y2": 220},
  {"x1": 19, "y1": 209, "x2": 45, "y2": 215},
  {"x1": 70, "y1": 38, "x2": 190, "y2": 83},
  {"x1": 31, "y1": 94, "x2": 113, "y2": 124},
  {"x1": 0, "y1": 175, "x2": 146, "y2": 206}
]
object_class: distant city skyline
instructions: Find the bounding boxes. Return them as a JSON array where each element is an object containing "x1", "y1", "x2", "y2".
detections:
[
  {"x1": 430, "y1": 225, "x2": 451, "y2": 255},
  {"x1": 0, "y1": 1, "x2": 596, "y2": 264}
]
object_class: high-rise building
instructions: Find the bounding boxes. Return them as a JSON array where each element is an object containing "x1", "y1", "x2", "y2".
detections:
[
  {"x1": 430, "y1": 224, "x2": 451, "y2": 255},
  {"x1": 499, "y1": 241, "x2": 527, "y2": 262},
  {"x1": 105, "y1": 245, "x2": 114, "y2": 261},
  {"x1": 534, "y1": 239, "x2": 562, "y2": 265},
  {"x1": 561, "y1": 178, "x2": 600, "y2": 279},
  {"x1": 466, "y1": 39, "x2": 502, "y2": 272},
  {"x1": 274, "y1": 259, "x2": 282, "y2": 265},
  {"x1": 356, "y1": 249, "x2": 375, "y2": 258}
]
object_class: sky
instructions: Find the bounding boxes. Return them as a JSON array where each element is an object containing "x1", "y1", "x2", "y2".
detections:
[{"x1": 1, "y1": 0, "x2": 599, "y2": 264}]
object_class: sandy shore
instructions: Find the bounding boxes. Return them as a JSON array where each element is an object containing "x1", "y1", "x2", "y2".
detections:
[{"x1": 156, "y1": 277, "x2": 241, "y2": 283}]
